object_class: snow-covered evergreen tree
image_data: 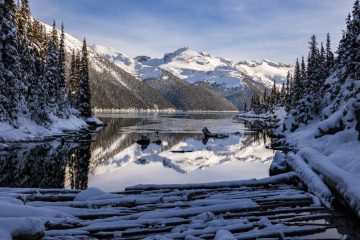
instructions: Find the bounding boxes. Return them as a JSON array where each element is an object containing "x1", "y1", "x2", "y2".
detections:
[
  {"x1": 291, "y1": 58, "x2": 302, "y2": 106},
  {"x1": 0, "y1": 0, "x2": 22, "y2": 127},
  {"x1": 78, "y1": 39, "x2": 92, "y2": 118},
  {"x1": 300, "y1": 56, "x2": 307, "y2": 91},
  {"x1": 56, "y1": 22, "x2": 70, "y2": 118},
  {"x1": 270, "y1": 80, "x2": 278, "y2": 107},
  {"x1": 325, "y1": 33, "x2": 335, "y2": 74},
  {"x1": 43, "y1": 21, "x2": 60, "y2": 117},
  {"x1": 68, "y1": 49, "x2": 79, "y2": 108},
  {"x1": 285, "y1": 71, "x2": 292, "y2": 112},
  {"x1": 280, "y1": 82, "x2": 286, "y2": 105}
]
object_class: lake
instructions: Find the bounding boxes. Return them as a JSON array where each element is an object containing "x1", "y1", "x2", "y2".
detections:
[{"x1": 0, "y1": 112, "x2": 274, "y2": 192}]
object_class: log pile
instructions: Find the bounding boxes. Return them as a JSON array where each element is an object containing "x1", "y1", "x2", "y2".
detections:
[{"x1": 0, "y1": 172, "x2": 350, "y2": 239}]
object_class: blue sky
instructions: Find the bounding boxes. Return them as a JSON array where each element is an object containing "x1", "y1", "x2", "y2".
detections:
[{"x1": 29, "y1": 0, "x2": 355, "y2": 63}]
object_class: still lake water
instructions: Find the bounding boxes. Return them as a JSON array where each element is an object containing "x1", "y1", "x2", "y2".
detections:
[{"x1": 0, "y1": 112, "x2": 274, "y2": 192}]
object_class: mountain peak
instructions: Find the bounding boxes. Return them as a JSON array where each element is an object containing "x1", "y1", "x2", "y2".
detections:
[{"x1": 163, "y1": 47, "x2": 192, "y2": 63}]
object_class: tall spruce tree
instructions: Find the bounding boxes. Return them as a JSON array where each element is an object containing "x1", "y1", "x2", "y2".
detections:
[
  {"x1": 319, "y1": 42, "x2": 328, "y2": 81},
  {"x1": 44, "y1": 20, "x2": 60, "y2": 116},
  {"x1": 306, "y1": 35, "x2": 323, "y2": 114},
  {"x1": 300, "y1": 56, "x2": 307, "y2": 90},
  {"x1": 270, "y1": 80, "x2": 278, "y2": 107},
  {"x1": 57, "y1": 22, "x2": 69, "y2": 118},
  {"x1": 0, "y1": 0, "x2": 22, "y2": 127},
  {"x1": 280, "y1": 82, "x2": 286, "y2": 105},
  {"x1": 325, "y1": 33, "x2": 334, "y2": 74},
  {"x1": 69, "y1": 49, "x2": 79, "y2": 108},
  {"x1": 78, "y1": 39, "x2": 92, "y2": 118},
  {"x1": 291, "y1": 58, "x2": 302, "y2": 106},
  {"x1": 285, "y1": 71, "x2": 292, "y2": 112}
]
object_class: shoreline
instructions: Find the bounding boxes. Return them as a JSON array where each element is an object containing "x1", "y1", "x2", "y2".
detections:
[
  {"x1": 0, "y1": 116, "x2": 104, "y2": 144},
  {"x1": 240, "y1": 109, "x2": 360, "y2": 220},
  {"x1": 93, "y1": 108, "x2": 240, "y2": 114}
]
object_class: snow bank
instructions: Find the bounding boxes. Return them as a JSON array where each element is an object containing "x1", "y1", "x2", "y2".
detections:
[
  {"x1": 298, "y1": 147, "x2": 360, "y2": 218},
  {"x1": 0, "y1": 218, "x2": 44, "y2": 240},
  {"x1": 287, "y1": 152, "x2": 333, "y2": 207},
  {"x1": 269, "y1": 151, "x2": 289, "y2": 175},
  {"x1": 0, "y1": 200, "x2": 69, "y2": 218},
  {"x1": 0, "y1": 114, "x2": 97, "y2": 142}
]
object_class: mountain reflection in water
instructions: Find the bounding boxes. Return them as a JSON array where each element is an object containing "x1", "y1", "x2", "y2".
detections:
[{"x1": 0, "y1": 113, "x2": 274, "y2": 191}]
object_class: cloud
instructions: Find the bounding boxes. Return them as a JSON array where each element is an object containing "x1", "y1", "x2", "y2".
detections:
[{"x1": 29, "y1": 0, "x2": 355, "y2": 63}]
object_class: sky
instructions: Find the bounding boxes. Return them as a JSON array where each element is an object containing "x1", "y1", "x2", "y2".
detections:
[{"x1": 29, "y1": 0, "x2": 355, "y2": 63}]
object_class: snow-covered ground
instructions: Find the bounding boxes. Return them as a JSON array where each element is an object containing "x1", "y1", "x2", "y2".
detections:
[
  {"x1": 244, "y1": 107, "x2": 360, "y2": 218},
  {"x1": 0, "y1": 115, "x2": 89, "y2": 142}
]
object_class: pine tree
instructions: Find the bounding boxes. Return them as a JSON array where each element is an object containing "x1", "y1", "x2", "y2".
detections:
[
  {"x1": 325, "y1": 33, "x2": 334, "y2": 74},
  {"x1": 280, "y1": 82, "x2": 286, "y2": 105},
  {"x1": 270, "y1": 80, "x2": 278, "y2": 107},
  {"x1": 285, "y1": 71, "x2": 292, "y2": 112},
  {"x1": 44, "y1": 20, "x2": 60, "y2": 117},
  {"x1": 69, "y1": 49, "x2": 79, "y2": 108},
  {"x1": 319, "y1": 42, "x2": 327, "y2": 81},
  {"x1": 291, "y1": 58, "x2": 302, "y2": 106},
  {"x1": 15, "y1": 0, "x2": 30, "y2": 41},
  {"x1": 306, "y1": 35, "x2": 324, "y2": 114},
  {"x1": 56, "y1": 22, "x2": 69, "y2": 118},
  {"x1": 78, "y1": 39, "x2": 92, "y2": 118},
  {"x1": 300, "y1": 56, "x2": 307, "y2": 90},
  {"x1": 263, "y1": 89, "x2": 268, "y2": 111},
  {"x1": 0, "y1": 0, "x2": 22, "y2": 127}
]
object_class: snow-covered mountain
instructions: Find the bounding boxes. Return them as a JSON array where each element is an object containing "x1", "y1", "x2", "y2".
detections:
[
  {"x1": 93, "y1": 45, "x2": 292, "y2": 90},
  {"x1": 46, "y1": 22, "x2": 291, "y2": 111},
  {"x1": 91, "y1": 45, "x2": 292, "y2": 109}
]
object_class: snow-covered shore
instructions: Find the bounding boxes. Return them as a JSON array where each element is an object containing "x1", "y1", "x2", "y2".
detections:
[
  {"x1": 241, "y1": 108, "x2": 360, "y2": 219},
  {"x1": 0, "y1": 115, "x2": 102, "y2": 142}
]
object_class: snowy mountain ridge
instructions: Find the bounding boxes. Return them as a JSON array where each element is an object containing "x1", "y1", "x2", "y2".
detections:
[
  {"x1": 44, "y1": 22, "x2": 291, "y2": 111},
  {"x1": 92, "y1": 44, "x2": 293, "y2": 90}
]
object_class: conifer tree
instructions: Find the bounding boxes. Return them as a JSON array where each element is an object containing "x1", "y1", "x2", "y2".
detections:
[
  {"x1": 78, "y1": 39, "x2": 92, "y2": 118},
  {"x1": 263, "y1": 89, "x2": 268, "y2": 112},
  {"x1": 285, "y1": 71, "x2": 292, "y2": 112},
  {"x1": 270, "y1": 80, "x2": 278, "y2": 107},
  {"x1": 15, "y1": 0, "x2": 30, "y2": 41},
  {"x1": 0, "y1": 0, "x2": 21, "y2": 127},
  {"x1": 57, "y1": 22, "x2": 69, "y2": 118},
  {"x1": 319, "y1": 42, "x2": 327, "y2": 81},
  {"x1": 300, "y1": 56, "x2": 307, "y2": 90},
  {"x1": 69, "y1": 49, "x2": 79, "y2": 108},
  {"x1": 325, "y1": 33, "x2": 334, "y2": 74},
  {"x1": 307, "y1": 35, "x2": 324, "y2": 114},
  {"x1": 280, "y1": 82, "x2": 286, "y2": 105},
  {"x1": 291, "y1": 58, "x2": 302, "y2": 106},
  {"x1": 44, "y1": 20, "x2": 60, "y2": 116}
]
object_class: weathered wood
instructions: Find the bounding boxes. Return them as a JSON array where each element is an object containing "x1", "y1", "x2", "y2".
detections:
[
  {"x1": 0, "y1": 174, "x2": 351, "y2": 239},
  {"x1": 125, "y1": 172, "x2": 298, "y2": 191}
]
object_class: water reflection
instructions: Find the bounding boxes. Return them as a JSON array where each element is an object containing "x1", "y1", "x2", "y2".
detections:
[
  {"x1": 88, "y1": 113, "x2": 274, "y2": 190},
  {"x1": 0, "y1": 140, "x2": 91, "y2": 189},
  {"x1": 0, "y1": 113, "x2": 274, "y2": 190}
]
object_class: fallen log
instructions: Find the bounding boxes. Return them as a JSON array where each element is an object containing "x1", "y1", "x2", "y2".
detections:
[{"x1": 126, "y1": 172, "x2": 298, "y2": 191}]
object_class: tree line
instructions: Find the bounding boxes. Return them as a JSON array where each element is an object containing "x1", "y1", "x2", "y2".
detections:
[
  {"x1": 249, "y1": 0, "x2": 360, "y2": 135},
  {"x1": 249, "y1": 33, "x2": 335, "y2": 118},
  {"x1": 0, "y1": 0, "x2": 92, "y2": 129}
]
